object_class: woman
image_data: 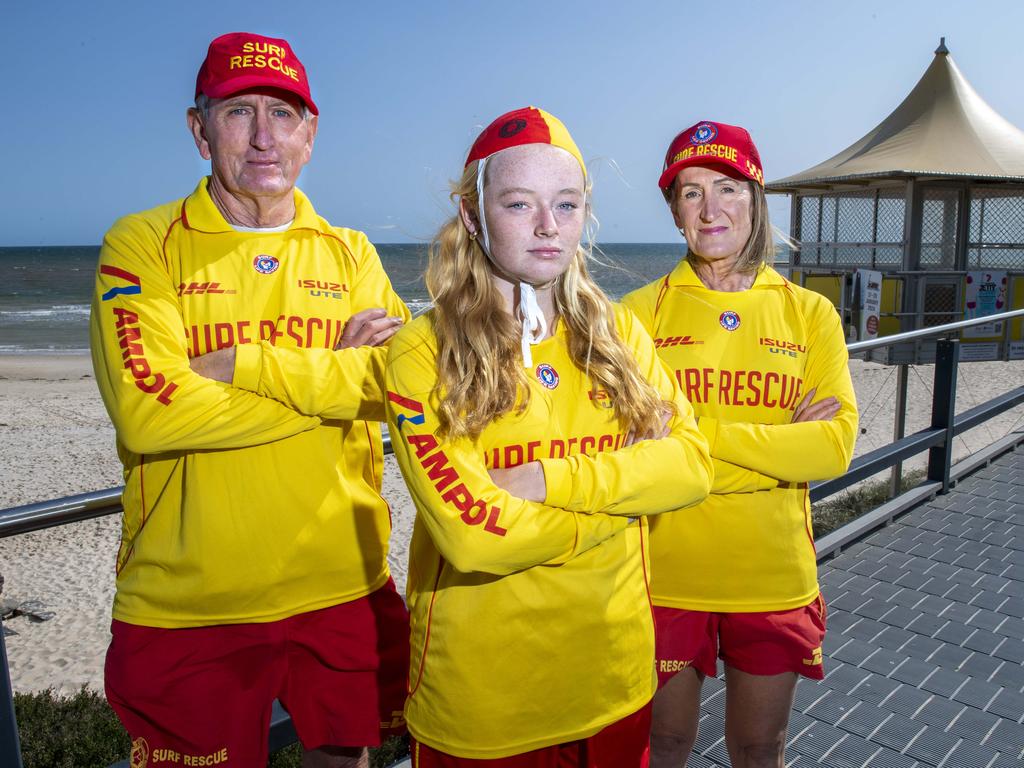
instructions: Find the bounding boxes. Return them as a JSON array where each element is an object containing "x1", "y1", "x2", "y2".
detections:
[
  {"x1": 623, "y1": 121, "x2": 858, "y2": 768},
  {"x1": 384, "y1": 107, "x2": 713, "y2": 766}
]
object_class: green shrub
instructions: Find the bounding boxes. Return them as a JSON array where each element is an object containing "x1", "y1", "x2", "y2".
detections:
[
  {"x1": 14, "y1": 688, "x2": 409, "y2": 768},
  {"x1": 812, "y1": 469, "x2": 926, "y2": 538},
  {"x1": 269, "y1": 736, "x2": 409, "y2": 767},
  {"x1": 14, "y1": 687, "x2": 129, "y2": 768}
]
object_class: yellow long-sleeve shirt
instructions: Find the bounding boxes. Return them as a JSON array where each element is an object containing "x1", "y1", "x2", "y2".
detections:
[
  {"x1": 623, "y1": 261, "x2": 858, "y2": 612},
  {"x1": 89, "y1": 178, "x2": 409, "y2": 628},
  {"x1": 385, "y1": 306, "x2": 712, "y2": 759}
]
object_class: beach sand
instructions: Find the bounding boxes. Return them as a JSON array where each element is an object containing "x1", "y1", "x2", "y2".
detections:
[{"x1": 0, "y1": 352, "x2": 1021, "y2": 696}]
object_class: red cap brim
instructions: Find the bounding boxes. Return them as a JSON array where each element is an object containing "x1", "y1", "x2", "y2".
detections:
[{"x1": 200, "y1": 75, "x2": 318, "y2": 115}]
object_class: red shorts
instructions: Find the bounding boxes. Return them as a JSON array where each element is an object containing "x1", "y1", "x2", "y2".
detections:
[
  {"x1": 106, "y1": 579, "x2": 410, "y2": 768},
  {"x1": 654, "y1": 596, "x2": 827, "y2": 686},
  {"x1": 410, "y1": 702, "x2": 652, "y2": 767}
]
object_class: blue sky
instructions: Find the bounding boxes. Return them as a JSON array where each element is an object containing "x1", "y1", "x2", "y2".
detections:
[{"x1": 7, "y1": 0, "x2": 1024, "y2": 245}]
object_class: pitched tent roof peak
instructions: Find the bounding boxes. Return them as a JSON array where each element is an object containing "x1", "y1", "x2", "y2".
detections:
[{"x1": 767, "y1": 41, "x2": 1024, "y2": 190}]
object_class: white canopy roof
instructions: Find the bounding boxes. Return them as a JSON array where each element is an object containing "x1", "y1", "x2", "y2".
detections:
[{"x1": 768, "y1": 40, "x2": 1024, "y2": 190}]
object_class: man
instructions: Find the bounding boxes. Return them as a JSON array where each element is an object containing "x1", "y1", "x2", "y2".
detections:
[{"x1": 90, "y1": 32, "x2": 410, "y2": 768}]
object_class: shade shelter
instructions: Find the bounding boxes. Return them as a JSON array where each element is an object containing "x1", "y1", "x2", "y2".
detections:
[{"x1": 767, "y1": 39, "x2": 1024, "y2": 360}]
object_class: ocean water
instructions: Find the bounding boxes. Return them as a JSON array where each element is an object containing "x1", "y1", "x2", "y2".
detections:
[{"x1": 0, "y1": 243, "x2": 683, "y2": 353}]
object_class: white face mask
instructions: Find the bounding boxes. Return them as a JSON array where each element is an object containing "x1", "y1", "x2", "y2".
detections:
[{"x1": 475, "y1": 156, "x2": 548, "y2": 369}]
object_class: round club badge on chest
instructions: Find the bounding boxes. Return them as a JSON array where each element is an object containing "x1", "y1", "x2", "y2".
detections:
[
  {"x1": 536, "y1": 363, "x2": 560, "y2": 389},
  {"x1": 719, "y1": 311, "x2": 741, "y2": 331}
]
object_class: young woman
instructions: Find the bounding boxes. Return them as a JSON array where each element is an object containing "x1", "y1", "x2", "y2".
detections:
[
  {"x1": 384, "y1": 107, "x2": 713, "y2": 766},
  {"x1": 623, "y1": 120, "x2": 858, "y2": 768}
]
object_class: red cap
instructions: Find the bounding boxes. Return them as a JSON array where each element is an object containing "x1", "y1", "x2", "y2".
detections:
[
  {"x1": 466, "y1": 106, "x2": 586, "y2": 179},
  {"x1": 195, "y1": 32, "x2": 318, "y2": 115},
  {"x1": 658, "y1": 121, "x2": 763, "y2": 190}
]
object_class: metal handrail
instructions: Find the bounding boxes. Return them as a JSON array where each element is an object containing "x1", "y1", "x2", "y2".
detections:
[{"x1": 846, "y1": 307, "x2": 1024, "y2": 354}]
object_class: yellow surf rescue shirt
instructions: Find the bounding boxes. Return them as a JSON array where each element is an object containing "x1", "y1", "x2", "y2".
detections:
[
  {"x1": 90, "y1": 179, "x2": 409, "y2": 628},
  {"x1": 385, "y1": 307, "x2": 713, "y2": 759},
  {"x1": 624, "y1": 261, "x2": 858, "y2": 612}
]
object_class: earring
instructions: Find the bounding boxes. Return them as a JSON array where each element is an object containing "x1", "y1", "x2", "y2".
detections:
[{"x1": 468, "y1": 231, "x2": 478, "y2": 240}]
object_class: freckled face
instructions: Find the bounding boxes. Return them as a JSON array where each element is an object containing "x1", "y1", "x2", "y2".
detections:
[
  {"x1": 478, "y1": 144, "x2": 585, "y2": 287},
  {"x1": 672, "y1": 165, "x2": 753, "y2": 268}
]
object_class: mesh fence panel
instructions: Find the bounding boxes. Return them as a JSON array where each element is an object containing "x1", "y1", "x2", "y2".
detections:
[
  {"x1": 796, "y1": 188, "x2": 905, "y2": 267},
  {"x1": 799, "y1": 196, "x2": 819, "y2": 241},
  {"x1": 922, "y1": 281, "x2": 959, "y2": 327},
  {"x1": 876, "y1": 193, "x2": 905, "y2": 242},
  {"x1": 920, "y1": 188, "x2": 959, "y2": 268},
  {"x1": 837, "y1": 193, "x2": 874, "y2": 241},
  {"x1": 821, "y1": 196, "x2": 837, "y2": 243},
  {"x1": 968, "y1": 187, "x2": 1024, "y2": 269}
]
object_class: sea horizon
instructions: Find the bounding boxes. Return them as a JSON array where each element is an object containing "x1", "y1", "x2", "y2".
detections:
[{"x1": 0, "y1": 243, "x2": 690, "y2": 354}]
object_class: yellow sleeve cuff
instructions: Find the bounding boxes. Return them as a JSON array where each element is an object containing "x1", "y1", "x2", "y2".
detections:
[
  {"x1": 538, "y1": 459, "x2": 573, "y2": 509},
  {"x1": 232, "y1": 343, "x2": 263, "y2": 392}
]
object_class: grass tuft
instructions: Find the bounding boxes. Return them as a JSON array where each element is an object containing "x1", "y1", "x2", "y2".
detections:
[{"x1": 812, "y1": 469, "x2": 926, "y2": 538}]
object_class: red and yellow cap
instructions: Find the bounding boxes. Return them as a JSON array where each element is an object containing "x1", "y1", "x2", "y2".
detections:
[
  {"x1": 195, "y1": 32, "x2": 319, "y2": 115},
  {"x1": 658, "y1": 120, "x2": 763, "y2": 190},
  {"x1": 466, "y1": 106, "x2": 586, "y2": 179}
]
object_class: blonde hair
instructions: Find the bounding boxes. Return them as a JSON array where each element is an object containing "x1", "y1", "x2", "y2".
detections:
[
  {"x1": 428, "y1": 161, "x2": 669, "y2": 440},
  {"x1": 666, "y1": 175, "x2": 775, "y2": 274}
]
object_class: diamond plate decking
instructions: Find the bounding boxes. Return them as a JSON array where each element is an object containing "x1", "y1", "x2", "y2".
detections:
[{"x1": 686, "y1": 446, "x2": 1024, "y2": 768}]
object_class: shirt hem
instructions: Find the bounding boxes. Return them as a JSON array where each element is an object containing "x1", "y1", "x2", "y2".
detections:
[
  {"x1": 651, "y1": 588, "x2": 820, "y2": 614},
  {"x1": 111, "y1": 570, "x2": 391, "y2": 629}
]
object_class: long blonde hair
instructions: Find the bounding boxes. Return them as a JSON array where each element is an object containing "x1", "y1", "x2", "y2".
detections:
[{"x1": 427, "y1": 160, "x2": 669, "y2": 440}]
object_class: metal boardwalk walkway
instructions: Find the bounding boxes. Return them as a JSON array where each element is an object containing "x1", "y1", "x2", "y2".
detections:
[{"x1": 687, "y1": 446, "x2": 1024, "y2": 768}]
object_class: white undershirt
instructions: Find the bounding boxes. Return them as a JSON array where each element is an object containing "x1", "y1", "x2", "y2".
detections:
[{"x1": 232, "y1": 220, "x2": 294, "y2": 233}]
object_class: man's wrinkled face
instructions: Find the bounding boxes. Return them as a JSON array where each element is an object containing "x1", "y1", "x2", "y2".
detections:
[{"x1": 190, "y1": 89, "x2": 317, "y2": 202}]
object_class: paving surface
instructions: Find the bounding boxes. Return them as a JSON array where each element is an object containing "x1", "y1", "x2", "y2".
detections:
[{"x1": 685, "y1": 446, "x2": 1024, "y2": 768}]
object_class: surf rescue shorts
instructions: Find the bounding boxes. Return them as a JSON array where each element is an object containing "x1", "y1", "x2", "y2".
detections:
[
  {"x1": 654, "y1": 595, "x2": 827, "y2": 686},
  {"x1": 106, "y1": 578, "x2": 410, "y2": 767}
]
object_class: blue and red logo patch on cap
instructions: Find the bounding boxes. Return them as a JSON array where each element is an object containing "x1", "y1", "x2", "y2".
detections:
[
  {"x1": 536, "y1": 364, "x2": 559, "y2": 389},
  {"x1": 690, "y1": 123, "x2": 718, "y2": 145},
  {"x1": 253, "y1": 255, "x2": 280, "y2": 275},
  {"x1": 719, "y1": 311, "x2": 741, "y2": 331}
]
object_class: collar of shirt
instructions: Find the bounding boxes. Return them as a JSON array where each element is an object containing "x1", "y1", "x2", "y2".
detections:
[
  {"x1": 181, "y1": 177, "x2": 323, "y2": 233},
  {"x1": 666, "y1": 259, "x2": 788, "y2": 290}
]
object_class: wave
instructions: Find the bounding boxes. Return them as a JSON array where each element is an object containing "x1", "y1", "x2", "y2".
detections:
[
  {"x1": 0, "y1": 304, "x2": 91, "y2": 320},
  {"x1": 0, "y1": 345, "x2": 90, "y2": 354}
]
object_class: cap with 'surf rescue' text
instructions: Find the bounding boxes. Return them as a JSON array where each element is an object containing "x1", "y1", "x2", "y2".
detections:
[
  {"x1": 195, "y1": 32, "x2": 318, "y2": 115},
  {"x1": 658, "y1": 120, "x2": 763, "y2": 190}
]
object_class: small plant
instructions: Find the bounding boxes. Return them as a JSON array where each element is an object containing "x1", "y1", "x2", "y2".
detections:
[
  {"x1": 269, "y1": 736, "x2": 409, "y2": 767},
  {"x1": 14, "y1": 687, "x2": 129, "y2": 768},
  {"x1": 812, "y1": 469, "x2": 926, "y2": 538}
]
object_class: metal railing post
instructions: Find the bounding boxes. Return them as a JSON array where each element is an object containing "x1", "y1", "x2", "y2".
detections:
[
  {"x1": 890, "y1": 364, "x2": 909, "y2": 497},
  {"x1": 927, "y1": 339, "x2": 960, "y2": 492},
  {"x1": 0, "y1": 621, "x2": 24, "y2": 768}
]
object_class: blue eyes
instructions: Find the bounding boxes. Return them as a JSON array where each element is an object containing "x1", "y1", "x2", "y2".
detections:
[
  {"x1": 504, "y1": 201, "x2": 579, "y2": 211},
  {"x1": 225, "y1": 107, "x2": 297, "y2": 119},
  {"x1": 683, "y1": 186, "x2": 736, "y2": 201}
]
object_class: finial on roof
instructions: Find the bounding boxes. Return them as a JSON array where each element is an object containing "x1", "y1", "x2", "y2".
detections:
[{"x1": 936, "y1": 37, "x2": 949, "y2": 54}]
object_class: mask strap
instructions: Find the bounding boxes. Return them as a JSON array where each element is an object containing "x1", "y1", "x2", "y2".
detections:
[{"x1": 518, "y1": 283, "x2": 547, "y2": 369}]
